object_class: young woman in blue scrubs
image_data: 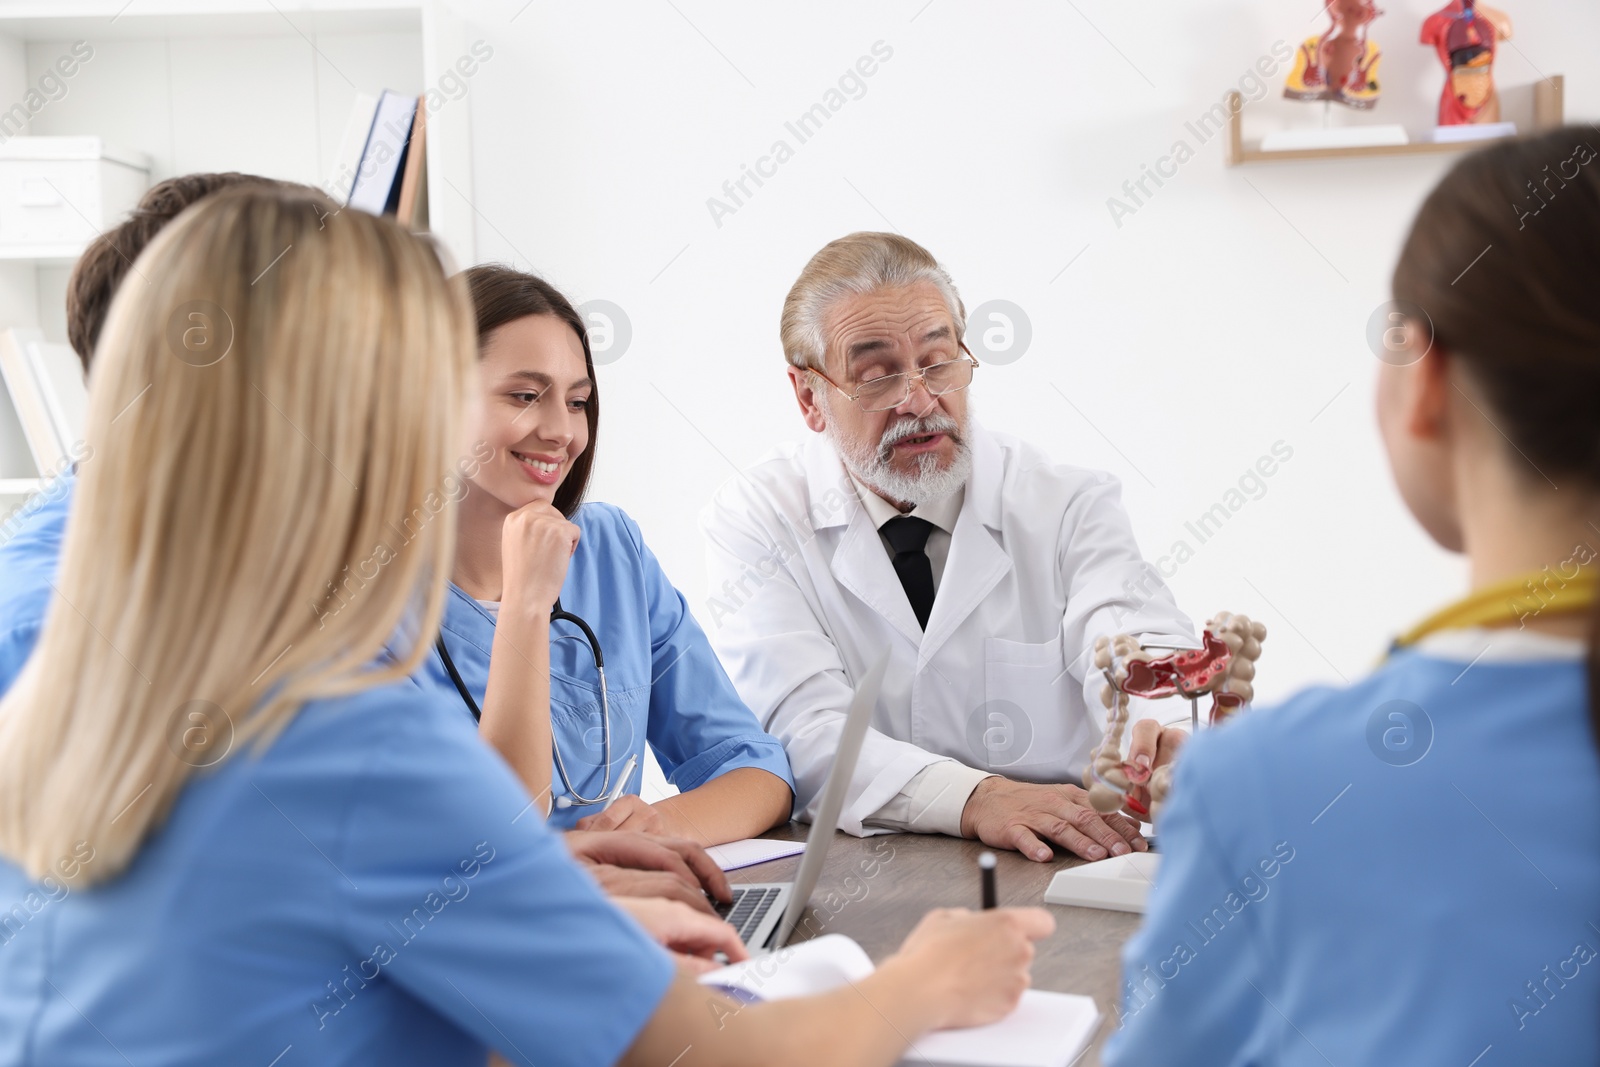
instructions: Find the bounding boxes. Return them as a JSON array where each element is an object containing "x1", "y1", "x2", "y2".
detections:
[
  {"x1": 419, "y1": 266, "x2": 795, "y2": 841},
  {"x1": 1107, "y1": 128, "x2": 1600, "y2": 1065},
  {"x1": 0, "y1": 187, "x2": 1053, "y2": 1066}
]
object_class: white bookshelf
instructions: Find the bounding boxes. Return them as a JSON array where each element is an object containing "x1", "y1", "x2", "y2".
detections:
[{"x1": 0, "y1": 0, "x2": 476, "y2": 513}]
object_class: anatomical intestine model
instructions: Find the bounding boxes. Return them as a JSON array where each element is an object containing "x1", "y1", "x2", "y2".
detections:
[
  {"x1": 1284, "y1": 0, "x2": 1384, "y2": 110},
  {"x1": 1087, "y1": 613, "x2": 1268, "y2": 822},
  {"x1": 1420, "y1": 0, "x2": 1513, "y2": 126}
]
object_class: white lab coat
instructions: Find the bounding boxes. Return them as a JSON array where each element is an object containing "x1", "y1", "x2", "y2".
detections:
[{"x1": 700, "y1": 423, "x2": 1195, "y2": 835}]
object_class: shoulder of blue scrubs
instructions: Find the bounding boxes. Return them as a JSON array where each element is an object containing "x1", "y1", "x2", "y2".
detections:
[
  {"x1": 1107, "y1": 646, "x2": 1600, "y2": 1066},
  {"x1": 567, "y1": 501, "x2": 795, "y2": 798},
  {"x1": 0, "y1": 676, "x2": 675, "y2": 1067},
  {"x1": 0, "y1": 472, "x2": 75, "y2": 694},
  {"x1": 570, "y1": 498, "x2": 632, "y2": 540}
]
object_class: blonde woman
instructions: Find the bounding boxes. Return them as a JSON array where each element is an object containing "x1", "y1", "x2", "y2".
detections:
[{"x1": 0, "y1": 188, "x2": 1051, "y2": 1066}]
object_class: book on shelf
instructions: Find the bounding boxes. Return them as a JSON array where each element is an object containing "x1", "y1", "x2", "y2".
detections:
[
  {"x1": 347, "y1": 90, "x2": 420, "y2": 218},
  {"x1": 395, "y1": 97, "x2": 427, "y2": 229},
  {"x1": 0, "y1": 327, "x2": 86, "y2": 475}
]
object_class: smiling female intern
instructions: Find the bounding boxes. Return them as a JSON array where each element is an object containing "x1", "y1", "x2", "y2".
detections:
[{"x1": 419, "y1": 266, "x2": 794, "y2": 843}]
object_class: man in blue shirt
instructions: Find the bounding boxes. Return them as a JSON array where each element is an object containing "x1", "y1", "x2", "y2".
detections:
[{"x1": 0, "y1": 472, "x2": 72, "y2": 688}]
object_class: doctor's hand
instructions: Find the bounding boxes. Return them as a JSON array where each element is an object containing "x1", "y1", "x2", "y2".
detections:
[
  {"x1": 575, "y1": 794, "x2": 670, "y2": 837},
  {"x1": 564, "y1": 829, "x2": 733, "y2": 913},
  {"x1": 959, "y1": 777, "x2": 1147, "y2": 863},
  {"x1": 614, "y1": 897, "x2": 749, "y2": 974},
  {"x1": 1122, "y1": 718, "x2": 1188, "y2": 820},
  {"x1": 500, "y1": 500, "x2": 580, "y2": 623}
]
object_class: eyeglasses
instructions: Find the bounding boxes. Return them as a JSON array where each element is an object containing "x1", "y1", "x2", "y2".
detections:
[{"x1": 810, "y1": 343, "x2": 980, "y2": 413}]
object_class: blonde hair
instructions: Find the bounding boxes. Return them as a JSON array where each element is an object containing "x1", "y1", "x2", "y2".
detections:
[
  {"x1": 0, "y1": 188, "x2": 476, "y2": 885},
  {"x1": 779, "y1": 231, "x2": 966, "y2": 373}
]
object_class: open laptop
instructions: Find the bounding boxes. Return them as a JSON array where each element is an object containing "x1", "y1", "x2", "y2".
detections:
[{"x1": 714, "y1": 654, "x2": 887, "y2": 953}]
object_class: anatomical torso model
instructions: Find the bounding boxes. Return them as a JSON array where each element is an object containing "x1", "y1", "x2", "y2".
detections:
[
  {"x1": 1284, "y1": 0, "x2": 1384, "y2": 109},
  {"x1": 1421, "y1": 0, "x2": 1513, "y2": 125}
]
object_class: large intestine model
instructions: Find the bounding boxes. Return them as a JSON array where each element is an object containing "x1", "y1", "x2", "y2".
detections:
[{"x1": 1086, "y1": 613, "x2": 1268, "y2": 822}]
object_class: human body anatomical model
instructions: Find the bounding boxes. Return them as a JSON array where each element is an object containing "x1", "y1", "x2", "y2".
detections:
[
  {"x1": 1284, "y1": 0, "x2": 1384, "y2": 110},
  {"x1": 1087, "y1": 613, "x2": 1268, "y2": 821},
  {"x1": 1421, "y1": 0, "x2": 1513, "y2": 126}
]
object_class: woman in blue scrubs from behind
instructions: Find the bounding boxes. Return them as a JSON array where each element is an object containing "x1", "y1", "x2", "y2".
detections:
[
  {"x1": 1107, "y1": 128, "x2": 1600, "y2": 1065},
  {"x1": 420, "y1": 266, "x2": 794, "y2": 841},
  {"x1": 0, "y1": 186, "x2": 1053, "y2": 1067}
]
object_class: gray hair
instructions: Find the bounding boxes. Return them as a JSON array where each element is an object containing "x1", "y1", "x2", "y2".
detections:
[{"x1": 779, "y1": 232, "x2": 966, "y2": 373}]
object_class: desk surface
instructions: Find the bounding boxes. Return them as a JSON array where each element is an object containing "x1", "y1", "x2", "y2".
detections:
[{"x1": 729, "y1": 824, "x2": 1140, "y2": 1067}]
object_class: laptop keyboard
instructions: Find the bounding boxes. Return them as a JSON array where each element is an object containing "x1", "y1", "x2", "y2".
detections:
[{"x1": 716, "y1": 886, "x2": 783, "y2": 943}]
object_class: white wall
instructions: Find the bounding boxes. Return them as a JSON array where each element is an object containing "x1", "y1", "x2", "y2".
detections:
[
  {"x1": 438, "y1": 0, "x2": 1597, "y2": 708},
  {"x1": 0, "y1": 1, "x2": 1590, "y2": 713}
]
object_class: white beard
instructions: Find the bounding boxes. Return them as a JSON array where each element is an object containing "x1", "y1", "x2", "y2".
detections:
[{"x1": 825, "y1": 404, "x2": 974, "y2": 507}]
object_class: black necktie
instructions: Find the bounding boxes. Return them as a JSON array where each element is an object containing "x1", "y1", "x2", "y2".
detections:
[{"x1": 881, "y1": 515, "x2": 937, "y2": 630}]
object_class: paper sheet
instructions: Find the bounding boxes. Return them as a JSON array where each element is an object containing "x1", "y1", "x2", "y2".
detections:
[
  {"x1": 700, "y1": 934, "x2": 874, "y2": 999},
  {"x1": 706, "y1": 838, "x2": 805, "y2": 872}
]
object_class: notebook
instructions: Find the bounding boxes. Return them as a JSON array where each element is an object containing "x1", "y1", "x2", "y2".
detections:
[
  {"x1": 698, "y1": 934, "x2": 1101, "y2": 1067},
  {"x1": 706, "y1": 838, "x2": 805, "y2": 872}
]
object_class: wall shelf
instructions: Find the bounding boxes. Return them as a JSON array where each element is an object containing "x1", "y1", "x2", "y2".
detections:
[
  {"x1": 0, "y1": 2, "x2": 422, "y2": 42},
  {"x1": 1225, "y1": 74, "x2": 1565, "y2": 165},
  {"x1": 0, "y1": 245, "x2": 87, "y2": 263}
]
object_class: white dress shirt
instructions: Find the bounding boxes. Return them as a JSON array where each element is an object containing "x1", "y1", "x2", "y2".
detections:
[{"x1": 850, "y1": 472, "x2": 961, "y2": 588}]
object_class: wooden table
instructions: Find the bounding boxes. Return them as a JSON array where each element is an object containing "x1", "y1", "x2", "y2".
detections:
[{"x1": 727, "y1": 824, "x2": 1140, "y2": 1066}]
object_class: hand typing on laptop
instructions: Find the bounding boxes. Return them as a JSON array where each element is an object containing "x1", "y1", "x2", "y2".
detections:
[
  {"x1": 615, "y1": 897, "x2": 750, "y2": 974},
  {"x1": 564, "y1": 829, "x2": 734, "y2": 915}
]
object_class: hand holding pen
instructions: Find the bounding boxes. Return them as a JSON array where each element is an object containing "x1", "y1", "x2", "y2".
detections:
[{"x1": 575, "y1": 755, "x2": 665, "y2": 834}]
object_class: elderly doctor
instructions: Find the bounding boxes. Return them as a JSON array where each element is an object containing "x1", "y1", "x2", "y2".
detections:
[{"x1": 702, "y1": 232, "x2": 1196, "y2": 862}]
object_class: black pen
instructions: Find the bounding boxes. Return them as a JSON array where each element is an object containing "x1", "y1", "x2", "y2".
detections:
[{"x1": 979, "y1": 851, "x2": 997, "y2": 909}]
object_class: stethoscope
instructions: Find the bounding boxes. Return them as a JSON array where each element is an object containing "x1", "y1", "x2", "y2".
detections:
[{"x1": 435, "y1": 596, "x2": 615, "y2": 808}]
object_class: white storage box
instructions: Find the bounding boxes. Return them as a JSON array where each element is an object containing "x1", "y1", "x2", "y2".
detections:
[{"x1": 0, "y1": 137, "x2": 149, "y2": 258}]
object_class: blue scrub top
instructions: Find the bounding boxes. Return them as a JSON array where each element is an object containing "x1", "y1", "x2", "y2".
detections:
[
  {"x1": 416, "y1": 502, "x2": 794, "y2": 824},
  {"x1": 0, "y1": 666, "x2": 675, "y2": 1065},
  {"x1": 1106, "y1": 636, "x2": 1600, "y2": 1066},
  {"x1": 0, "y1": 471, "x2": 73, "y2": 683}
]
